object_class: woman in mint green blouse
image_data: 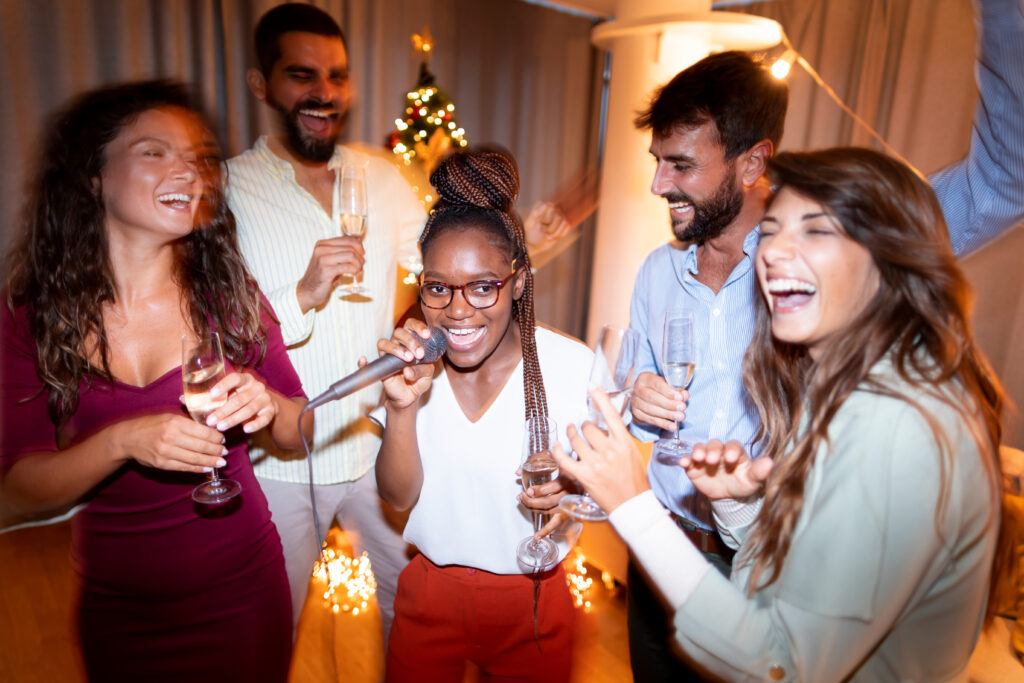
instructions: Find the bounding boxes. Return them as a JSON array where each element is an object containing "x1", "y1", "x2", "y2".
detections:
[{"x1": 556, "y1": 148, "x2": 1006, "y2": 682}]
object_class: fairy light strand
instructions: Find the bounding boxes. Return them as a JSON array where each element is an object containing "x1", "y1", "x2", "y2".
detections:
[{"x1": 774, "y1": 33, "x2": 926, "y2": 182}]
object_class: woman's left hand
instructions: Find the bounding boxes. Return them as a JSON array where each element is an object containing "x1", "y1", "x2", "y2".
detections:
[
  {"x1": 551, "y1": 386, "x2": 651, "y2": 514},
  {"x1": 204, "y1": 371, "x2": 277, "y2": 434}
]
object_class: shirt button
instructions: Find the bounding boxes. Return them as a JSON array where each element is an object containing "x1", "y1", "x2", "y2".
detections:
[
  {"x1": 712, "y1": 308, "x2": 721, "y2": 317},
  {"x1": 768, "y1": 665, "x2": 785, "y2": 680}
]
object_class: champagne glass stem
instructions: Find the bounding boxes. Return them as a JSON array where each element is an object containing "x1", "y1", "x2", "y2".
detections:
[{"x1": 531, "y1": 510, "x2": 543, "y2": 535}]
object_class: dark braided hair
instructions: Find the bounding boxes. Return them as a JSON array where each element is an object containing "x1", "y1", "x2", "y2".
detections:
[{"x1": 419, "y1": 148, "x2": 550, "y2": 452}]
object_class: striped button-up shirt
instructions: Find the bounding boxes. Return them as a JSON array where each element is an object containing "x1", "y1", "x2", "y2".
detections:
[
  {"x1": 228, "y1": 138, "x2": 425, "y2": 484},
  {"x1": 631, "y1": 0, "x2": 1024, "y2": 529}
]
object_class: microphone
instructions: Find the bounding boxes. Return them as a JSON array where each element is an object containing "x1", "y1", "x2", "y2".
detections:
[{"x1": 305, "y1": 327, "x2": 448, "y2": 410}]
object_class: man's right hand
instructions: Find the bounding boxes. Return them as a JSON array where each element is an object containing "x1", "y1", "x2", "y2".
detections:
[
  {"x1": 296, "y1": 236, "x2": 365, "y2": 312},
  {"x1": 630, "y1": 371, "x2": 687, "y2": 432}
]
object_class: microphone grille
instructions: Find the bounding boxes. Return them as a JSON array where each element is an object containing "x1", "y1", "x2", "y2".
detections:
[{"x1": 421, "y1": 327, "x2": 448, "y2": 363}]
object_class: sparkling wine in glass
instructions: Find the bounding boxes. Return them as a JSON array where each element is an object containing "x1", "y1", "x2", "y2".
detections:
[
  {"x1": 336, "y1": 163, "x2": 369, "y2": 296},
  {"x1": 182, "y1": 332, "x2": 241, "y2": 504},
  {"x1": 559, "y1": 326, "x2": 640, "y2": 522},
  {"x1": 654, "y1": 312, "x2": 696, "y2": 466},
  {"x1": 516, "y1": 416, "x2": 561, "y2": 572}
]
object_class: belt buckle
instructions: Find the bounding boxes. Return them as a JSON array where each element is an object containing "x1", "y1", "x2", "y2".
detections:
[{"x1": 674, "y1": 515, "x2": 713, "y2": 553}]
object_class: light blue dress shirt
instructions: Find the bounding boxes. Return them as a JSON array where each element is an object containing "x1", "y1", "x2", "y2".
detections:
[{"x1": 630, "y1": 0, "x2": 1024, "y2": 529}]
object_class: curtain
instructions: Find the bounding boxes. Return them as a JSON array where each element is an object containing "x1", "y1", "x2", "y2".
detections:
[{"x1": 0, "y1": 0, "x2": 600, "y2": 335}]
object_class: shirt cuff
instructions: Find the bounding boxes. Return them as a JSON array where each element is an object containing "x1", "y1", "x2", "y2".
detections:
[
  {"x1": 711, "y1": 496, "x2": 762, "y2": 528},
  {"x1": 609, "y1": 490, "x2": 712, "y2": 607},
  {"x1": 368, "y1": 404, "x2": 386, "y2": 428},
  {"x1": 268, "y1": 284, "x2": 315, "y2": 346}
]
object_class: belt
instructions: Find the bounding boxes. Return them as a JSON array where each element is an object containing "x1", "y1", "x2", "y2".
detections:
[{"x1": 672, "y1": 515, "x2": 733, "y2": 557}]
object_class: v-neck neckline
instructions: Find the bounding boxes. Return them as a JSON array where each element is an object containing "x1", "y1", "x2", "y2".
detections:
[
  {"x1": 105, "y1": 364, "x2": 183, "y2": 392},
  {"x1": 443, "y1": 356, "x2": 523, "y2": 424}
]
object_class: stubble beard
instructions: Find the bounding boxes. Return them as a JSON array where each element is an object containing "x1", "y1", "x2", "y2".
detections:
[{"x1": 669, "y1": 172, "x2": 745, "y2": 245}]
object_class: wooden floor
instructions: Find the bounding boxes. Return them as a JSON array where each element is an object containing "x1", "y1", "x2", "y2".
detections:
[
  {"x1": 3, "y1": 519, "x2": 1021, "y2": 683},
  {"x1": 0, "y1": 521, "x2": 631, "y2": 683}
]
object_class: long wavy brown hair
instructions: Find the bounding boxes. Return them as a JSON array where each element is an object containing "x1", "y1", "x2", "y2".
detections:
[
  {"x1": 740, "y1": 148, "x2": 1005, "y2": 605},
  {"x1": 5, "y1": 80, "x2": 266, "y2": 424}
]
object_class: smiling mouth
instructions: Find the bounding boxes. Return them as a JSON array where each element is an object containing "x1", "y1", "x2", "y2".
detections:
[
  {"x1": 444, "y1": 326, "x2": 485, "y2": 350},
  {"x1": 298, "y1": 108, "x2": 338, "y2": 135},
  {"x1": 157, "y1": 193, "x2": 194, "y2": 209},
  {"x1": 766, "y1": 277, "x2": 816, "y2": 310}
]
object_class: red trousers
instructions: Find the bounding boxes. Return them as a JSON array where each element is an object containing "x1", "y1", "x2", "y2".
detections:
[{"x1": 386, "y1": 553, "x2": 575, "y2": 682}]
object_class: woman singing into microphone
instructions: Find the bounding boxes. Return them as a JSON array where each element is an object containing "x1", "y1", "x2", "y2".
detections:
[{"x1": 371, "y1": 148, "x2": 593, "y2": 681}]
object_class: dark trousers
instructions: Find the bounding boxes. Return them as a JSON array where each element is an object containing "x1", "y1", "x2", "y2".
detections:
[{"x1": 626, "y1": 553, "x2": 732, "y2": 682}]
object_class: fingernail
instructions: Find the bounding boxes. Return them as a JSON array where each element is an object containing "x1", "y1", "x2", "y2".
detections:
[
  {"x1": 209, "y1": 387, "x2": 221, "y2": 398},
  {"x1": 206, "y1": 415, "x2": 217, "y2": 427},
  {"x1": 202, "y1": 467, "x2": 213, "y2": 473},
  {"x1": 221, "y1": 447, "x2": 228, "y2": 456},
  {"x1": 216, "y1": 458, "x2": 227, "y2": 468},
  {"x1": 242, "y1": 423, "x2": 254, "y2": 433},
  {"x1": 216, "y1": 422, "x2": 228, "y2": 431},
  {"x1": 220, "y1": 435, "x2": 226, "y2": 444}
]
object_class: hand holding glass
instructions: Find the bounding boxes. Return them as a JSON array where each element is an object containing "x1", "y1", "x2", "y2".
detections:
[
  {"x1": 182, "y1": 332, "x2": 241, "y2": 504},
  {"x1": 516, "y1": 416, "x2": 561, "y2": 571},
  {"x1": 653, "y1": 312, "x2": 696, "y2": 465},
  {"x1": 559, "y1": 325, "x2": 639, "y2": 522},
  {"x1": 336, "y1": 164, "x2": 368, "y2": 295}
]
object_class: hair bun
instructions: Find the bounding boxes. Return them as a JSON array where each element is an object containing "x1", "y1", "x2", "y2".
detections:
[{"x1": 429, "y1": 148, "x2": 520, "y2": 212}]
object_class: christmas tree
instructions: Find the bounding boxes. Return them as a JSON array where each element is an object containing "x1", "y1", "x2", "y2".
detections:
[{"x1": 387, "y1": 29, "x2": 468, "y2": 176}]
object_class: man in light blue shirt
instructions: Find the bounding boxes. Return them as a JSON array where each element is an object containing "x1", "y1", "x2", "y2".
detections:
[{"x1": 625, "y1": 0, "x2": 1024, "y2": 679}]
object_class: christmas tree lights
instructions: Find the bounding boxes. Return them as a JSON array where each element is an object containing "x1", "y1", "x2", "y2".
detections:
[{"x1": 387, "y1": 29, "x2": 468, "y2": 175}]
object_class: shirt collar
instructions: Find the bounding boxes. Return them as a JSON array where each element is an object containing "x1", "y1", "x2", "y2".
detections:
[
  {"x1": 672, "y1": 224, "x2": 761, "y2": 283},
  {"x1": 252, "y1": 135, "x2": 347, "y2": 178}
]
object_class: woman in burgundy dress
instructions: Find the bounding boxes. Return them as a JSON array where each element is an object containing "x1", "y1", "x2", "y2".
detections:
[{"x1": 0, "y1": 81, "x2": 312, "y2": 681}]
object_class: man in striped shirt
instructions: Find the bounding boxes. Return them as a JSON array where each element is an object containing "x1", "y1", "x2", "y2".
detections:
[{"x1": 227, "y1": 4, "x2": 425, "y2": 643}]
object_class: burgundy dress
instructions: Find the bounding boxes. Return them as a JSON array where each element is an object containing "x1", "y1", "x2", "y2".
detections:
[{"x1": 1, "y1": 304, "x2": 302, "y2": 682}]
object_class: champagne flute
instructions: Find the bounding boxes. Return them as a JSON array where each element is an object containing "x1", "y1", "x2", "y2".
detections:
[
  {"x1": 653, "y1": 311, "x2": 696, "y2": 465},
  {"x1": 182, "y1": 332, "x2": 242, "y2": 504},
  {"x1": 336, "y1": 163, "x2": 368, "y2": 296},
  {"x1": 559, "y1": 326, "x2": 640, "y2": 522},
  {"x1": 516, "y1": 416, "x2": 561, "y2": 572}
]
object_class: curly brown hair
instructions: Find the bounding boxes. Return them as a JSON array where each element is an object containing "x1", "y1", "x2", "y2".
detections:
[{"x1": 5, "y1": 79, "x2": 266, "y2": 424}]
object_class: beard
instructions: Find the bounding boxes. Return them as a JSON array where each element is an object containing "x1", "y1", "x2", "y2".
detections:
[
  {"x1": 269, "y1": 95, "x2": 345, "y2": 163},
  {"x1": 667, "y1": 169, "x2": 745, "y2": 244}
]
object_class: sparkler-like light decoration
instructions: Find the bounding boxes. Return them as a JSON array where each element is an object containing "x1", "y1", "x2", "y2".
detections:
[
  {"x1": 563, "y1": 547, "x2": 595, "y2": 612},
  {"x1": 312, "y1": 545, "x2": 378, "y2": 616}
]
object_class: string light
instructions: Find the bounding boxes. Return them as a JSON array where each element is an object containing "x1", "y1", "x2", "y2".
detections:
[
  {"x1": 312, "y1": 541, "x2": 377, "y2": 616},
  {"x1": 774, "y1": 33, "x2": 925, "y2": 181},
  {"x1": 770, "y1": 48, "x2": 796, "y2": 79},
  {"x1": 563, "y1": 547, "x2": 595, "y2": 612}
]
